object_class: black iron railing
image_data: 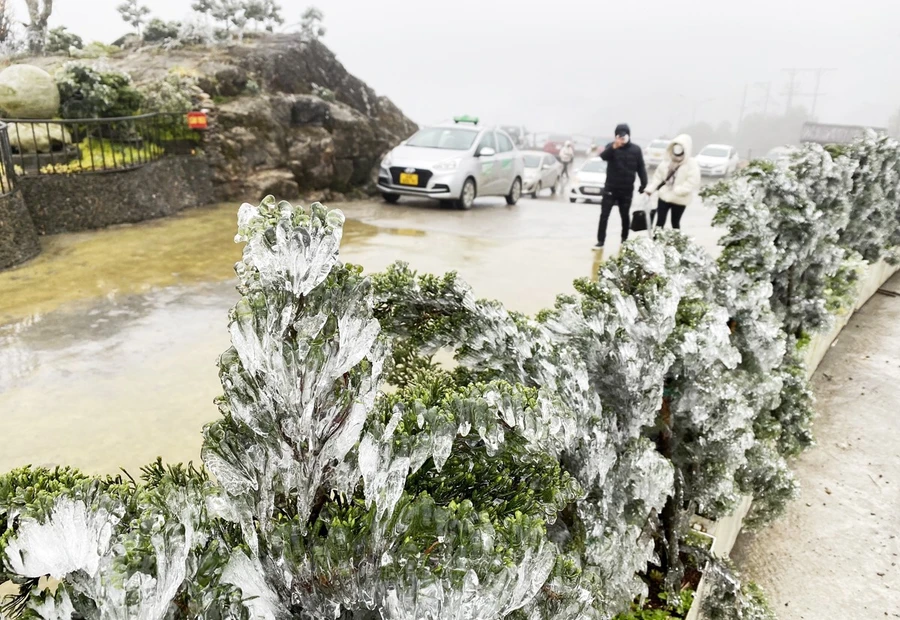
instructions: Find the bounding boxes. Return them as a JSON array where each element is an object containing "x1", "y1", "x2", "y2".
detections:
[
  {"x1": 0, "y1": 122, "x2": 17, "y2": 195},
  {"x1": 0, "y1": 112, "x2": 203, "y2": 176}
]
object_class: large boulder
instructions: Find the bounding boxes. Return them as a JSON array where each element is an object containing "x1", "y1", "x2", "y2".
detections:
[
  {"x1": 0, "y1": 65, "x2": 60, "y2": 119},
  {"x1": 245, "y1": 169, "x2": 300, "y2": 202},
  {"x1": 7, "y1": 122, "x2": 71, "y2": 154}
]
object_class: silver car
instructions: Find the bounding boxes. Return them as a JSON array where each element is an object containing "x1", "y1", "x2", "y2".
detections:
[
  {"x1": 521, "y1": 151, "x2": 562, "y2": 198},
  {"x1": 378, "y1": 117, "x2": 525, "y2": 210}
]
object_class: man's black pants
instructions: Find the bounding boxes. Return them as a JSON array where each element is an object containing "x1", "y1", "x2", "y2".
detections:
[{"x1": 597, "y1": 188, "x2": 633, "y2": 246}]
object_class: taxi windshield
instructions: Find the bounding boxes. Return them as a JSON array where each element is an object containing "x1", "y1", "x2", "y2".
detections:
[{"x1": 407, "y1": 127, "x2": 479, "y2": 150}]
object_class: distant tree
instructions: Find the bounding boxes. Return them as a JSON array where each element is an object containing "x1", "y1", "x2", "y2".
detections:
[
  {"x1": 116, "y1": 0, "x2": 151, "y2": 37},
  {"x1": 143, "y1": 18, "x2": 181, "y2": 43},
  {"x1": 210, "y1": 0, "x2": 247, "y2": 35},
  {"x1": 190, "y1": 0, "x2": 217, "y2": 14},
  {"x1": 23, "y1": 0, "x2": 53, "y2": 54},
  {"x1": 889, "y1": 107, "x2": 900, "y2": 138},
  {"x1": 677, "y1": 107, "x2": 810, "y2": 160},
  {"x1": 0, "y1": 0, "x2": 14, "y2": 45},
  {"x1": 300, "y1": 6, "x2": 325, "y2": 40},
  {"x1": 244, "y1": 0, "x2": 283, "y2": 32},
  {"x1": 46, "y1": 25, "x2": 83, "y2": 55}
]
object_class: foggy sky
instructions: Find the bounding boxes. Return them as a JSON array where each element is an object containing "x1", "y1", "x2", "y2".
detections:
[{"x1": 12, "y1": 0, "x2": 900, "y2": 141}]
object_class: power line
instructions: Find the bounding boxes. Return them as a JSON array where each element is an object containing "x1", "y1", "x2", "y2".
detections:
[{"x1": 781, "y1": 68, "x2": 836, "y2": 116}]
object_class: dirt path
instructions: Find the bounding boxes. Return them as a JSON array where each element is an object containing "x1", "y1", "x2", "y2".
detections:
[{"x1": 733, "y1": 273, "x2": 900, "y2": 619}]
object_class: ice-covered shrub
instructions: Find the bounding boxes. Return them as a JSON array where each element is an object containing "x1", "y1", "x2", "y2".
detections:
[
  {"x1": 2, "y1": 131, "x2": 900, "y2": 618},
  {"x1": 55, "y1": 61, "x2": 143, "y2": 119},
  {"x1": 139, "y1": 72, "x2": 204, "y2": 113},
  {"x1": 45, "y1": 26, "x2": 83, "y2": 55},
  {"x1": 143, "y1": 18, "x2": 181, "y2": 43}
]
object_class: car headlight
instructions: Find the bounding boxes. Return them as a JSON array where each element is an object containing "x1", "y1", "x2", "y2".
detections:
[
  {"x1": 433, "y1": 158, "x2": 460, "y2": 171},
  {"x1": 381, "y1": 153, "x2": 392, "y2": 168}
]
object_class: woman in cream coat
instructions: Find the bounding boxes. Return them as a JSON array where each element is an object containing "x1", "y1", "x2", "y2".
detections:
[{"x1": 644, "y1": 134, "x2": 701, "y2": 229}]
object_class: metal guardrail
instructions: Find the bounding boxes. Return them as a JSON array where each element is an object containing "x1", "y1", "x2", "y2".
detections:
[
  {"x1": 0, "y1": 121, "x2": 17, "y2": 195},
  {"x1": 0, "y1": 112, "x2": 201, "y2": 176}
]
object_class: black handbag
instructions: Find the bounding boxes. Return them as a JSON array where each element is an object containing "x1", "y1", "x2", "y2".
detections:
[{"x1": 630, "y1": 207, "x2": 655, "y2": 232}]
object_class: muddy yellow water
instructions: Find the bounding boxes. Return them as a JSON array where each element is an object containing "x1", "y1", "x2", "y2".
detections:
[{"x1": 0, "y1": 195, "x2": 720, "y2": 475}]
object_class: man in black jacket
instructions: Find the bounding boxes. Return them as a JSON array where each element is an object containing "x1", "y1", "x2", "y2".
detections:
[{"x1": 597, "y1": 123, "x2": 647, "y2": 247}]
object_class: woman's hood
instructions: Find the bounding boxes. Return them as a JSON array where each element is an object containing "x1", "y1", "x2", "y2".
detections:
[{"x1": 667, "y1": 134, "x2": 693, "y2": 159}]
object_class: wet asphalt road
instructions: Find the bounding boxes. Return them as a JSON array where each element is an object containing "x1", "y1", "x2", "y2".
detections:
[{"x1": 0, "y1": 174, "x2": 721, "y2": 474}]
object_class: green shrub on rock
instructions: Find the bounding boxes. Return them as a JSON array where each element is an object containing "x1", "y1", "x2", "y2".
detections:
[
  {"x1": 139, "y1": 72, "x2": 204, "y2": 113},
  {"x1": 143, "y1": 18, "x2": 181, "y2": 43},
  {"x1": 55, "y1": 61, "x2": 143, "y2": 119},
  {"x1": 45, "y1": 26, "x2": 84, "y2": 55}
]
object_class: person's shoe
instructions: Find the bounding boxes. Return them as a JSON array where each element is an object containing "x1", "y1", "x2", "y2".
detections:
[{"x1": 594, "y1": 243, "x2": 604, "y2": 249}]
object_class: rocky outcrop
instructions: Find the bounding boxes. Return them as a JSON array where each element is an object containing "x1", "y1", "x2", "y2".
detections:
[
  {"x1": 17, "y1": 34, "x2": 417, "y2": 203},
  {"x1": 197, "y1": 35, "x2": 417, "y2": 202}
]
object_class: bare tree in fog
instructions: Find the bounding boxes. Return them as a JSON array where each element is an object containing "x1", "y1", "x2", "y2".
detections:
[
  {"x1": 0, "y1": 0, "x2": 15, "y2": 45},
  {"x1": 23, "y1": 0, "x2": 52, "y2": 53},
  {"x1": 889, "y1": 108, "x2": 900, "y2": 138}
]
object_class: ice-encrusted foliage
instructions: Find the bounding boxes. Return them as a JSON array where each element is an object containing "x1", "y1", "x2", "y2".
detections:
[
  {"x1": 372, "y1": 232, "x2": 767, "y2": 606},
  {"x1": 837, "y1": 133, "x2": 900, "y2": 263},
  {"x1": 708, "y1": 133, "x2": 900, "y2": 337},
  {"x1": 702, "y1": 136, "x2": 900, "y2": 527},
  {"x1": 203, "y1": 197, "x2": 584, "y2": 620},
  {"x1": 3, "y1": 131, "x2": 900, "y2": 619},
  {"x1": 0, "y1": 463, "x2": 247, "y2": 620},
  {"x1": 202, "y1": 196, "x2": 383, "y2": 543},
  {"x1": 701, "y1": 561, "x2": 776, "y2": 620},
  {"x1": 373, "y1": 256, "x2": 676, "y2": 618}
]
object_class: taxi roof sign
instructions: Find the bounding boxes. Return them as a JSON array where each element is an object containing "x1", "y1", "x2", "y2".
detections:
[{"x1": 453, "y1": 115, "x2": 479, "y2": 125}]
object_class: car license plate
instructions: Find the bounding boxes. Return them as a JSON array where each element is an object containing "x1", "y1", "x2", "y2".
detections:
[
  {"x1": 399, "y1": 172, "x2": 418, "y2": 186},
  {"x1": 583, "y1": 187, "x2": 601, "y2": 195}
]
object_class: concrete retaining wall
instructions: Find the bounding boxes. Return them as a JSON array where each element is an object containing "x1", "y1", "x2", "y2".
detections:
[
  {"x1": 0, "y1": 189, "x2": 40, "y2": 270},
  {"x1": 18, "y1": 156, "x2": 213, "y2": 236}
]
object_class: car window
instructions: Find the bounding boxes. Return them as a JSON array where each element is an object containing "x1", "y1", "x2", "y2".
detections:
[
  {"x1": 700, "y1": 146, "x2": 730, "y2": 158},
  {"x1": 497, "y1": 132, "x2": 514, "y2": 153},
  {"x1": 477, "y1": 131, "x2": 496, "y2": 153},
  {"x1": 523, "y1": 154, "x2": 542, "y2": 168},
  {"x1": 650, "y1": 140, "x2": 670, "y2": 149},
  {"x1": 544, "y1": 155, "x2": 556, "y2": 167},
  {"x1": 406, "y1": 127, "x2": 479, "y2": 150}
]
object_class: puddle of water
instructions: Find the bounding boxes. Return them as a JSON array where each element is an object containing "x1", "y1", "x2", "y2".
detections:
[{"x1": 0, "y1": 202, "x2": 381, "y2": 325}]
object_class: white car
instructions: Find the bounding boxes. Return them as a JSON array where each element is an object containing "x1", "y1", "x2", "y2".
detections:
[
  {"x1": 568, "y1": 158, "x2": 608, "y2": 203},
  {"x1": 522, "y1": 151, "x2": 562, "y2": 198},
  {"x1": 645, "y1": 138, "x2": 672, "y2": 168},
  {"x1": 378, "y1": 116, "x2": 525, "y2": 210},
  {"x1": 764, "y1": 146, "x2": 798, "y2": 166},
  {"x1": 696, "y1": 144, "x2": 740, "y2": 177}
]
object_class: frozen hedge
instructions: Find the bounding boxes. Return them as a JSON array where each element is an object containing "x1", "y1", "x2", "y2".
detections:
[{"x1": 1, "y1": 132, "x2": 899, "y2": 619}]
